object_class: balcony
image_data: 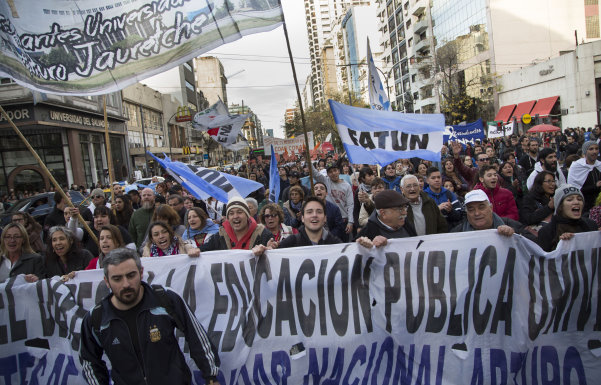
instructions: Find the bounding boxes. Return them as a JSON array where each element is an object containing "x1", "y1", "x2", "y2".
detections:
[
  {"x1": 414, "y1": 37, "x2": 431, "y2": 54},
  {"x1": 414, "y1": 18, "x2": 428, "y2": 34},
  {"x1": 411, "y1": 2, "x2": 426, "y2": 17}
]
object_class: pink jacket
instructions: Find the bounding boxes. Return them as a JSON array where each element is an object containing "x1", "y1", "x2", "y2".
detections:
[{"x1": 473, "y1": 182, "x2": 519, "y2": 221}]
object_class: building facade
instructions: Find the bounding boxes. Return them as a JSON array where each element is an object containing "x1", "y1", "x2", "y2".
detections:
[
  {"x1": 0, "y1": 81, "x2": 128, "y2": 194},
  {"x1": 195, "y1": 57, "x2": 228, "y2": 106},
  {"x1": 497, "y1": 40, "x2": 601, "y2": 130}
]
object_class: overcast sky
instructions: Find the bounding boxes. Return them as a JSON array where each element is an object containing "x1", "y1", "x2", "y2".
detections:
[{"x1": 205, "y1": 0, "x2": 310, "y2": 139}]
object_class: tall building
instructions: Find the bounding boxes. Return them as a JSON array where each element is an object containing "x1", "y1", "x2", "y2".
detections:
[
  {"x1": 431, "y1": 0, "x2": 598, "y2": 119},
  {"x1": 195, "y1": 57, "x2": 228, "y2": 105},
  {"x1": 328, "y1": 3, "x2": 381, "y2": 105},
  {"x1": 303, "y1": 0, "x2": 371, "y2": 107},
  {"x1": 375, "y1": 0, "x2": 437, "y2": 113}
]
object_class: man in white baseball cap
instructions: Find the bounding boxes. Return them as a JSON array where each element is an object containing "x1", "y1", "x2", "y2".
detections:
[{"x1": 450, "y1": 190, "x2": 535, "y2": 240}]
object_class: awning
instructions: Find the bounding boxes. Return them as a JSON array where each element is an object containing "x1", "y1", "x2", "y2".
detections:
[
  {"x1": 529, "y1": 96, "x2": 559, "y2": 117},
  {"x1": 510, "y1": 100, "x2": 536, "y2": 121},
  {"x1": 494, "y1": 104, "x2": 516, "y2": 123}
]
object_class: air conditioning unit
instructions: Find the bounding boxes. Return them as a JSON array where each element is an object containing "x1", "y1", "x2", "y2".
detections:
[{"x1": 561, "y1": 109, "x2": 568, "y2": 115}]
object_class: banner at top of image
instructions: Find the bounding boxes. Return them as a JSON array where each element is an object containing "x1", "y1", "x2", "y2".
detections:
[{"x1": 0, "y1": 0, "x2": 283, "y2": 95}]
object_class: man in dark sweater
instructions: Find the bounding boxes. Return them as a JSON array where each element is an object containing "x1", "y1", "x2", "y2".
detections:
[
  {"x1": 355, "y1": 190, "x2": 416, "y2": 248},
  {"x1": 278, "y1": 197, "x2": 341, "y2": 248}
]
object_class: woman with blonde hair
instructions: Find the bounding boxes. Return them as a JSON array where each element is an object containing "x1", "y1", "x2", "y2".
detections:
[{"x1": 0, "y1": 223, "x2": 45, "y2": 282}]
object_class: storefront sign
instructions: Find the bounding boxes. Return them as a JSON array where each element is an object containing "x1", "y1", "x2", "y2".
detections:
[{"x1": 0, "y1": 107, "x2": 32, "y2": 123}]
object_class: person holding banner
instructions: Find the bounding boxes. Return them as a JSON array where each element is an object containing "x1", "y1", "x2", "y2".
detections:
[
  {"x1": 182, "y1": 207, "x2": 220, "y2": 247},
  {"x1": 259, "y1": 203, "x2": 297, "y2": 243},
  {"x1": 356, "y1": 190, "x2": 415, "y2": 248},
  {"x1": 400, "y1": 175, "x2": 448, "y2": 235},
  {"x1": 201, "y1": 197, "x2": 272, "y2": 254},
  {"x1": 86, "y1": 224, "x2": 126, "y2": 270},
  {"x1": 0, "y1": 223, "x2": 45, "y2": 283},
  {"x1": 45, "y1": 226, "x2": 94, "y2": 280},
  {"x1": 278, "y1": 197, "x2": 342, "y2": 248},
  {"x1": 142, "y1": 222, "x2": 200, "y2": 258},
  {"x1": 537, "y1": 184, "x2": 599, "y2": 252},
  {"x1": 80, "y1": 248, "x2": 221, "y2": 385}
]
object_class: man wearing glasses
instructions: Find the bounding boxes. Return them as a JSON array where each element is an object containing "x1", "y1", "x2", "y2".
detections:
[
  {"x1": 355, "y1": 190, "x2": 416, "y2": 249},
  {"x1": 400, "y1": 175, "x2": 448, "y2": 236},
  {"x1": 450, "y1": 141, "x2": 492, "y2": 188}
]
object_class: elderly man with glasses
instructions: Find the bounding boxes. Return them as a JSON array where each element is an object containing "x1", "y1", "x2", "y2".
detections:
[{"x1": 400, "y1": 174, "x2": 448, "y2": 236}]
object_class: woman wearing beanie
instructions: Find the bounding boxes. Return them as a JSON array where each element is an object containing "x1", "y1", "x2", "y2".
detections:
[{"x1": 537, "y1": 184, "x2": 598, "y2": 252}]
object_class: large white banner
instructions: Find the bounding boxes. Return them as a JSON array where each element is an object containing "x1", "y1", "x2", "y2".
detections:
[
  {"x1": 0, "y1": 0, "x2": 283, "y2": 95},
  {"x1": 488, "y1": 123, "x2": 514, "y2": 138},
  {"x1": 1, "y1": 231, "x2": 600, "y2": 384},
  {"x1": 264, "y1": 133, "x2": 314, "y2": 156}
]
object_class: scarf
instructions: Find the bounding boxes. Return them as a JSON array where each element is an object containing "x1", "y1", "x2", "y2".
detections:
[
  {"x1": 290, "y1": 200, "x2": 303, "y2": 213},
  {"x1": 149, "y1": 236, "x2": 180, "y2": 257},
  {"x1": 359, "y1": 183, "x2": 372, "y2": 194},
  {"x1": 552, "y1": 214, "x2": 590, "y2": 248},
  {"x1": 222, "y1": 217, "x2": 258, "y2": 250},
  {"x1": 183, "y1": 219, "x2": 220, "y2": 246}
]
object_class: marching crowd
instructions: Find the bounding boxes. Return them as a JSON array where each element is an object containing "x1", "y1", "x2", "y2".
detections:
[
  {"x1": 1, "y1": 128, "x2": 601, "y2": 283},
  {"x1": 1, "y1": 126, "x2": 600, "y2": 385}
]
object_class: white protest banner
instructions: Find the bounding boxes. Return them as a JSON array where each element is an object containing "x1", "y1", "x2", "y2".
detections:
[
  {"x1": 1, "y1": 231, "x2": 600, "y2": 384},
  {"x1": 192, "y1": 100, "x2": 231, "y2": 130},
  {"x1": 0, "y1": 1, "x2": 283, "y2": 95},
  {"x1": 329, "y1": 99, "x2": 444, "y2": 165},
  {"x1": 264, "y1": 133, "x2": 314, "y2": 156},
  {"x1": 488, "y1": 123, "x2": 514, "y2": 138}
]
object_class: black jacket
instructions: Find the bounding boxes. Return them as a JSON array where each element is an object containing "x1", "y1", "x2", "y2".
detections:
[
  {"x1": 80, "y1": 282, "x2": 220, "y2": 385},
  {"x1": 537, "y1": 215, "x2": 598, "y2": 252},
  {"x1": 1, "y1": 252, "x2": 45, "y2": 282},
  {"x1": 44, "y1": 249, "x2": 94, "y2": 278},
  {"x1": 355, "y1": 210, "x2": 417, "y2": 240},
  {"x1": 279, "y1": 227, "x2": 341, "y2": 248},
  {"x1": 519, "y1": 193, "x2": 553, "y2": 226}
]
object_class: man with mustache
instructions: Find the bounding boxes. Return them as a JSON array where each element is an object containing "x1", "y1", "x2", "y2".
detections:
[
  {"x1": 80, "y1": 248, "x2": 220, "y2": 385},
  {"x1": 526, "y1": 148, "x2": 566, "y2": 190}
]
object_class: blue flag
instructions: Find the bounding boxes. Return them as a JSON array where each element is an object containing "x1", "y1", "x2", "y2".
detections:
[
  {"x1": 328, "y1": 100, "x2": 444, "y2": 166},
  {"x1": 367, "y1": 37, "x2": 390, "y2": 111},
  {"x1": 443, "y1": 119, "x2": 485, "y2": 145},
  {"x1": 148, "y1": 152, "x2": 262, "y2": 203},
  {"x1": 268, "y1": 145, "x2": 280, "y2": 203}
]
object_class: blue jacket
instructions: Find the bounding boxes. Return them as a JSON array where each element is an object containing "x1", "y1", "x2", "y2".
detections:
[
  {"x1": 382, "y1": 175, "x2": 401, "y2": 192},
  {"x1": 325, "y1": 200, "x2": 346, "y2": 241},
  {"x1": 80, "y1": 282, "x2": 220, "y2": 385},
  {"x1": 423, "y1": 186, "x2": 463, "y2": 227}
]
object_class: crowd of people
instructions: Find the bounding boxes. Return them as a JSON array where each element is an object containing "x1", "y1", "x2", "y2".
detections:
[{"x1": 0, "y1": 126, "x2": 600, "y2": 283}]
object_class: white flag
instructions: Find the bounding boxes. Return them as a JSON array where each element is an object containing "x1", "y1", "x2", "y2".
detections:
[
  {"x1": 207, "y1": 115, "x2": 249, "y2": 151},
  {"x1": 367, "y1": 38, "x2": 390, "y2": 111},
  {"x1": 192, "y1": 100, "x2": 230, "y2": 130}
]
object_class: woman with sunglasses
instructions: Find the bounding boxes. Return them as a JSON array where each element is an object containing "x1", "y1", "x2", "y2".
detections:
[{"x1": 259, "y1": 203, "x2": 297, "y2": 243}]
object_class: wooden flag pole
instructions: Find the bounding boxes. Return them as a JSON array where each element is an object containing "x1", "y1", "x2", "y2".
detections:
[
  {"x1": 279, "y1": 1, "x2": 315, "y2": 192},
  {"x1": 0, "y1": 104, "x2": 98, "y2": 245},
  {"x1": 103, "y1": 96, "x2": 115, "y2": 206}
]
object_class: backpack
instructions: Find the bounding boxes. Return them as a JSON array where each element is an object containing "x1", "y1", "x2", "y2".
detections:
[{"x1": 90, "y1": 284, "x2": 183, "y2": 335}]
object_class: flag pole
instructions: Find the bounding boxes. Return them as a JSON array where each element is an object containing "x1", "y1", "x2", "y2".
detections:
[
  {"x1": 0, "y1": 104, "x2": 98, "y2": 245},
  {"x1": 103, "y1": 95, "x2": 115, "y2": 206},
  {"x1": 279, "y1": 1, "x2": 315, "y2": 192}
]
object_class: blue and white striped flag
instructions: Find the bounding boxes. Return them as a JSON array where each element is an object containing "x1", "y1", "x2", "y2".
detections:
[
  {"x1": 367, "y1": 37, "x2": 390, "y2": 111},
  {"x1": 268, "y1": 145, "x2": 280, "y2": 203},
  {"x1": 148, "y1": 152, "x2": 262, "y2": 203},
  {"x1": 328, "y1": 100, "x2": 444, "y2": 166}
]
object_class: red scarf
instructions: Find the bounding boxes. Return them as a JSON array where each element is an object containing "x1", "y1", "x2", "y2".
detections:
[{"x1": 222, "y1": 217, "x2": 258, "y2": 249}]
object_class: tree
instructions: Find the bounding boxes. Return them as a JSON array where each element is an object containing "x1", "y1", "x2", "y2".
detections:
[{"x1": 435, "y1": 36, "x2": 496, "y2": 125}]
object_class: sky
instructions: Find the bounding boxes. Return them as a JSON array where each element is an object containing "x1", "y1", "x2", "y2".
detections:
[{"x1": 204, "y1": 0, "x2": 310, "y2": 139}]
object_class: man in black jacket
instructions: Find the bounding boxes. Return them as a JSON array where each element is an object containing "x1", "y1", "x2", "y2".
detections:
[
  {"x1": 80, "y1": 248, "x2": 220, "y2": 385},
  {"x1": 355, "y1": 190, "x2": 416, "y2": 248},
  {"x1": 278, "y1": 197, "x2": 341, "y2": 248}
]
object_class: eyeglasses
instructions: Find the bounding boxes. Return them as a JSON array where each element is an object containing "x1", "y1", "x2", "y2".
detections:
[
  {"x1": 403, "y1": 184, "x2": 420, "y2": 190},
  {"x1": 4, "y1": 235, "x2": 22, "y2": 240},
  {"x1": 11, "y1": 218, "x2": 25, "y2": 223},
  {"x1": 263, "y1": 214, "x2": 277, "y2": 218},
  {"x1": 543, "y1": 179, "x2": 556, "y2": 184},
  {"x1": 477, "y1": 157, "x2": 489, "y2": 162},
  {"x1": 94, "y1": 195, "x2": 104, "y2": 199}
]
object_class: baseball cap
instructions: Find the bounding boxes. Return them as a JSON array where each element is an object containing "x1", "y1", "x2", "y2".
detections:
[{"x1": 464, "y1": 189, "x2": 490, "y2": 205}]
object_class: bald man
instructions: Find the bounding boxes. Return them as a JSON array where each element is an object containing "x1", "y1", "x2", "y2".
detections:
[{"x1": 128, "y1": 188, "x2": 156, "y2": 248}]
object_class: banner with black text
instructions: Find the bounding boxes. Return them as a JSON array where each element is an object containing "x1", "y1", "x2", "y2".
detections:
[{"x1": 1, "y1": 231, "x2": 600, "y2": 384}]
